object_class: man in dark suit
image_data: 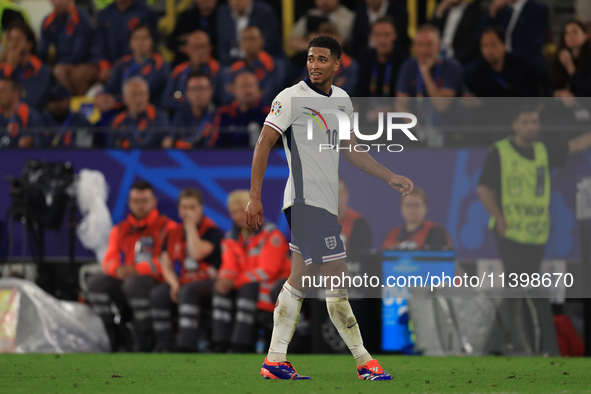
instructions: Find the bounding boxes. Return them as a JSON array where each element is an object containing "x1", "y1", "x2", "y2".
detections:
[
  {"x1": 431, "y1": 0, "x2": 485, "y2": 65},
  {"x1": 348, "y1": 0, "x2": 409, "y2": 58},
  {"x1": 486, "y1": 0, "x2": 549, "y2": 69},
  {"x1": 216, "y1": 0, "x2": 282, "y2": 65}
]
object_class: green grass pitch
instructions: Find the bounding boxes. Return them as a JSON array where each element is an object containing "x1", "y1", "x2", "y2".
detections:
[{"x1": 1, "y1": 354, "x2": 590, "y2": 394}]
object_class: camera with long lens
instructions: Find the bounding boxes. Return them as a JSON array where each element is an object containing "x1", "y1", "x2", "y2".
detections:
[{"x1": 6, "y1": 160, "x2": 74, "y2": 230}]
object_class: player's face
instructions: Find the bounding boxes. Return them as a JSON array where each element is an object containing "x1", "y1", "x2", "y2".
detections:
[
  {"x1": 130, "y1": 28, "x2": 153, "y2": 56},
  {"x1": 307, "y1": 47, "x2": 340, "y2": 86},
  {"x1": 228, "y1": 203, "x2": 248, "y2": 229},
  {"x1": 128, "y1": 189, "x2": 157, "y2": 219},
  {"x1": 512, "y1": 111, "x2": 540, "y2": 142},
  {"x1": 186, "y1": 77, "x2": 213, "y2": 108},
  {"x1": 401, "y1": 194, "x2": 427, "y2": 225},
  {"x1": 480, "y1": 32, "x2": 505, "y2": 65},
  {"x1": 178, "y1": 197, "x2": 203, "y2": 223}
]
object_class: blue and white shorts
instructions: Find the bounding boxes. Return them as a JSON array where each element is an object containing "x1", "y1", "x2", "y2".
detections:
[{"x1": 284, "y1": 204, "x2": 346, "y2": 266}]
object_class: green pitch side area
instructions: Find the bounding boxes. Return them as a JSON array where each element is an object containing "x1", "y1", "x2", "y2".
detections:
[{"x1": 1, "y1": 354, "x2": 590, "y2": 394}]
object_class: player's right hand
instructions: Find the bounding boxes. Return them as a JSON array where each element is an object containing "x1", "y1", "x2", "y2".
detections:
[
  {"x1": 245, "y1": 198, "x2": 264, "y2": 231},
  {"x1": 389, "y1": 175, "x2": 414, "y2": 197}
]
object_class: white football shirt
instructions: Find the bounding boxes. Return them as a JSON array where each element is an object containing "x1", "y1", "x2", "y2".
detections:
[{"x1": 264, "y1": 79, "x2": 354, "y2": 216}]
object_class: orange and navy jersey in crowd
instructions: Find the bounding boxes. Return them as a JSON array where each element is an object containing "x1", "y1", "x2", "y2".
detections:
[
  {"x1": 102, "y1": 208, "x2": 176, "y2": 280},
  {"x1": 0, "y1": 102, "x2": 43, "y2": 148},
  {"x1": 161, "y1": 58, "x2": 221, "y2": 110},
  {"x1": 105, "y1": 53, "x2": 170, "y2": 105},
  {"x1": 226, "y1": 50, "x2": 282, "y2": 104},
  {"x1": 382, "y1": 220, "x2": 453, "y2": 250},
  {"x1": 0, "y1": 55, "x2": 51, "y2": 110},
  {"x1": 38, "y1": 5, "x2": 93, "y2": 65},
  {"x1": 91, "y1": 0, "x2": 158, "y2": 68},
  {"x1": 332, "y1": 53, "x2": 358, "y2": 95},
  {"x1": 162, "y1": 216, "x2": 223, "y2": 285},
  {"x1": 169, "y1": 105, "x2": 216, "y2": 149},
  {"x1": 36, "y1": 111, "x2": 91, "y2": 148},
  {"x1": 218, "y1": 223, "x2": 290, "y2": 312},
  {"x1": 210, "y1": 99, "x2": 269, "y2": 147},
  {"x1": 110, "y1": 104, "x2": 169, "y2": 148}
]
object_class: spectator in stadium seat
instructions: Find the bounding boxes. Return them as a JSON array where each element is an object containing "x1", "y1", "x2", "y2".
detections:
[
  {"x1": 91, "y1": 0, "x2": 158, "y2": 84},
  {"x1": 216, "y1": 0, "x2": 282, "y2": 65},
  {"x1": 150, "y1": 188, "x2": 223, "y2": 352},
  {"x1": 224, "y1": 26, "x2": 282, "y2": 105},
  {"x1": 464, "y1": 26, "x2": 547, "y2": 97},
  {"x1": 395, "y1": 24, "x2": 463, "y2": 113},
  {"x1": 212, "y1": 72, "x2": 268, "y2": 147},
  {"x1": 110, "y1": 77, "x2": 169, "y2": 148},
  {"x1": 212, "y1": 190, "x2": 290, "y2": 353},
  {"x1": 486, "y1": 0, "x2": 549, "y2": 70},
  {"x1": 86, "y1": 181, "x2": 176, "y2": 352},
  {"x1": 95, "y1": 25, "x2": 170, "y2": 113},
  {"x1": 37, "y1": 84, "x2": 91, "y2": 148},
  {"x1": 162, "y1": 71, "x2": 217, "y2": 149},
  {"x1": 289, "y1": 0, "x2": 355, "y2": 54},
  {"x1": 356, "y1": 17, "x2": 406, "y2": 97},
  {"x1": 338, "y1": 177, "x2": 372, "y2": 252},
  {"x1": 431, "y1": 0, "x2": 485, "y2": 66},
  {"x1": 161, "y1": 31, "x2": 221, "y2": 111},
  {"x1": 305, "y1": 22, "x2": 358, "y2": 95},
  {"x1": 38, "y1": 0, "x2": 96, "y2": 96},
  {"x1": 348, "y1": 0, "x2": 409, "y2": 59},
  {"x1": 0, "y1": 78, "x2": 42, "y2": 149},
  {"x1": 0, "y1": 21, "x2": 51, "y2": 111},
  {"x1": 166, "y1": 0, "x2": 219, "y2": 66},
  {"x1": 549, "y1": 20, "x2": 591, "y2": 98},
  {"x1": 382, "y1": 186, "x2": 453, "y2": 250},
  {"x1": 0, "y1": 0, "x2": 27, "y2": 37}
]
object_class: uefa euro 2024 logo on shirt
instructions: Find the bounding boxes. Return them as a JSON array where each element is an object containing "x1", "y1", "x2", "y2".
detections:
[{"x1": 303, "y1": 107, "x2": 418, "y2": 153}]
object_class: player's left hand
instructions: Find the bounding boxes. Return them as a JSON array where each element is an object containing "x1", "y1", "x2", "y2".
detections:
[
  {"x1": 389, "y1": 175, "x2": 414, "y2": 197},
  {"x1": 245, "y1": 198, "x2": 264, "y2": 231}
]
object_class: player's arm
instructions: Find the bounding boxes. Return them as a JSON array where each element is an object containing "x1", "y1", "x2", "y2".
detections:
[
  {"x1": 246, "y1": 125, "x2": 281, "y2": 230},
  {"x1": 568, "y1": 131, "x2": 591, "y2": 154},
  {"x1": 340, "y1": 134, "x2": 413, "y2": 196}
]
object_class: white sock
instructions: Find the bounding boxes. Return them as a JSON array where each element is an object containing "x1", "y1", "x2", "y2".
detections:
[
  {"x1": 266, "y1": 282, "x2": 306, "y2": 362},
  {"x1": 326, "y1": 289, "x2": 372, "y2": 366}
]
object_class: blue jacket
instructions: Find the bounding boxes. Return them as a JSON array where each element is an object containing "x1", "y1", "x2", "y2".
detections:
[
  {"x1": 37, "y1": 111, "x2": 91, "y2": 148},
  {"x1": 224, "y1": 50, "x2": 283, "y2": 105},
  {"x1": 91, "y1": 1, "x2": 158, "y2": 69},
  {"x1": 109, "y1": 104, "x2": 168, "y2": 148},
  {"x1": 170, "y1": 104, "x2": 217, "y2": 148},
  {"x1": 161, "y1": 58, "x2": 221, "y2": 110},
  {"x1": 0, "y1": 102, "x2": 43, "y2": 148},
  {"x1": 0, "y1": 55, "x2": 51, "y2": 110},
  {"x1": 38, "y1": 5, "x2": 93, "y2": 65},
  {"x1": 487, "y1": 0, "x2": 549, "y2": 70},
  {"x1": 216, "y1": 1, "x2": 282, "y2": 65},
  {"x1": 105, "y1": 53, "x2": 170, "y2": 105},
  {"x1": 212, "y1": 99, "x2": 268, "y2": 147}
]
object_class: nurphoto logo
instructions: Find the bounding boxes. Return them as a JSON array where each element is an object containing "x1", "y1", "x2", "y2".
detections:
[{"x1": 304, "y1": 109, "x2": 418, "y2": 152}]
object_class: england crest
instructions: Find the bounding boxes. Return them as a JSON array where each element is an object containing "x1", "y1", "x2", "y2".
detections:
[{"x1": 325, "y1": 236, "x2": 337, "y2": 250}]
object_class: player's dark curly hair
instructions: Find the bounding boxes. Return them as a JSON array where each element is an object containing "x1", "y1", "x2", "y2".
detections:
[{"x1": 308, "y1": 35, "x2": 341, "y2": 60}]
